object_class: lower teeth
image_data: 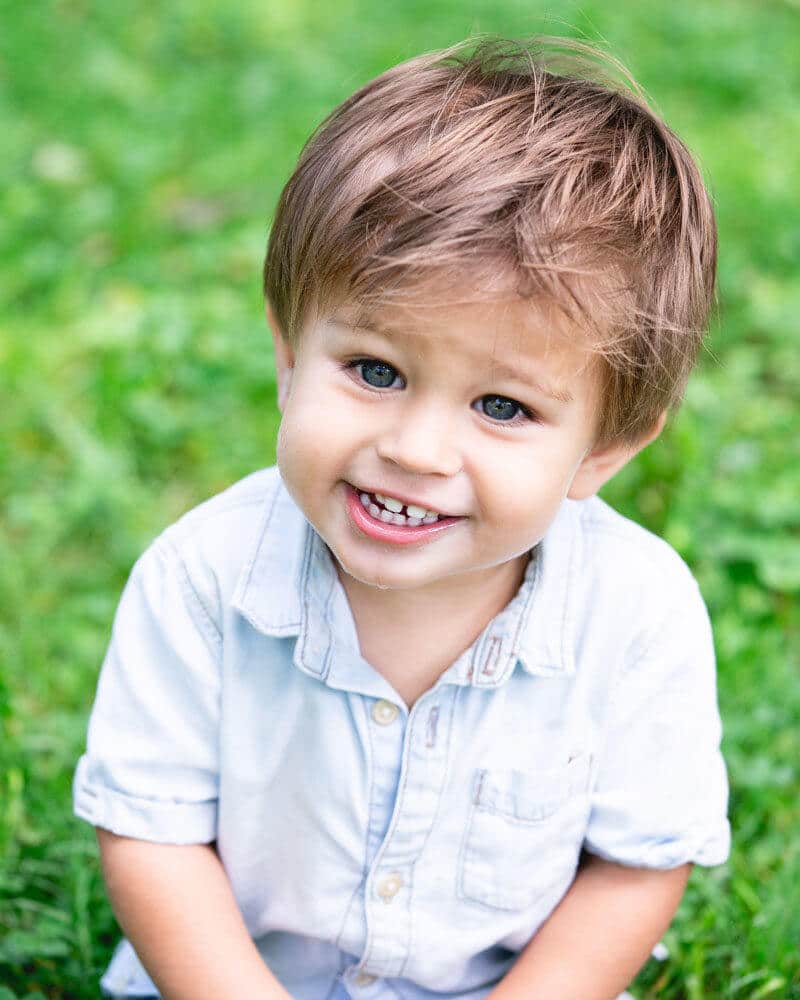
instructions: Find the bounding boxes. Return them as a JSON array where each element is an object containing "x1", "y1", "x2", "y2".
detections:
[{"x1": 358, "y1": 491, "x2": 438, "y2": 526}]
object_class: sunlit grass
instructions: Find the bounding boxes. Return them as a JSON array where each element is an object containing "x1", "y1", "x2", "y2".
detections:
[{"x1": 1, "y1": 1, "x2": 798, "y2": 995}]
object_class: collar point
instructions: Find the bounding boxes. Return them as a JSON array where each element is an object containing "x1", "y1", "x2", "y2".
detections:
[{"x1": 518, "y1": 656, "x2": 576, "y2": 678}]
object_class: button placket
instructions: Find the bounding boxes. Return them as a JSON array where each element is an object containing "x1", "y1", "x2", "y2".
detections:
[{"x1": 359, "y1": 690, "x2": 454, "y2": 979}]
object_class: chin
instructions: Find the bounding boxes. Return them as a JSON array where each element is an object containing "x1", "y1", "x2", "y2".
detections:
[{"x1": 332, "y1": 551, "x2": 434, "y2": 593}]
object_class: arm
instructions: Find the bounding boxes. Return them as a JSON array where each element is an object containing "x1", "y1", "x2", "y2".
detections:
[
  {"x1": 96, "y1": 828, "x2": 293, "y2": 1000},
  {"x1": 487, "y1": 855, "x2": 691, "y2": 1000}
]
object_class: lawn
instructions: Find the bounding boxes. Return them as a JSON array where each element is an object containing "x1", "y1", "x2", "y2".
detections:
[{"x1": 1, "y1": 1, "x2": 799, "y2": 997}]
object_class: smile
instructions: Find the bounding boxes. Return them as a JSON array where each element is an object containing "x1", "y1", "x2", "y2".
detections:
[
  {"x1": 344, "y1": 484, "x2": 462, "y2": 546},
  {"x1": 358, "y1": 490, "x2": 443, "y2": 526}
]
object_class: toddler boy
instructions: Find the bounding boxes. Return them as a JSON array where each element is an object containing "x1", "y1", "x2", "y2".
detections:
[{"x1": 74, "y1": 36, "x2": 729, "y2": 1000}]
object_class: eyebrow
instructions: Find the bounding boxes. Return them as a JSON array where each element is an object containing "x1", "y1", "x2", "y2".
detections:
[
  {"x1": 331, "y1": 313, "x2": 574, "y2": 405},
  {"x1": 484, "y1": 358, "x2": 574, "y2": 404}
]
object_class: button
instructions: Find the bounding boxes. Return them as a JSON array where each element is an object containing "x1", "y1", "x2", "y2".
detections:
[
  {"x1": 371, "y1": 699, "x2": 399, "y2": 725},
  {"x1": 376, "y1": 872, "x2": 403, "y2": 901},
  {"x1": 354, "y1": 973, "x2": 377, "y2": 986}
]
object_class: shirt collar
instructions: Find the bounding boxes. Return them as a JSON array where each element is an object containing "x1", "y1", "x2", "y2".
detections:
[
  {"x1": 465, "y1": 499, "x2": 580, "y2": 688},
  {"x1": 232, "y1": 471, "x2": 580, "y2": 684}
]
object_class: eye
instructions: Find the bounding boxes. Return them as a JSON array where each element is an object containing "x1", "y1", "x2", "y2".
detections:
[
  {"x1": 475, "y1": 394, "x2": 532, "y2": 423},
  {"x1": 347, "y1": 358, "x2": 404, "y2": 389}
]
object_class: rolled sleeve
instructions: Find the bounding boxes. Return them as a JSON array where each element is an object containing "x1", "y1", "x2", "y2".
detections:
[
  {"x1": 73, "y1": 535, "x2": 221, "y2": 844},
  {"x1": 584, "y1": 579, "x2": 730, "y2": 869}
]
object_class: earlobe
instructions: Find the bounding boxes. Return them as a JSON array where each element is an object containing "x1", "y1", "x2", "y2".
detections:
[
  {"x1": 266, "y1": 304, "x2": 295, "y2": 412},
  {"x1": 567, "y1": 411, "x2": 667, "y2": 501}
]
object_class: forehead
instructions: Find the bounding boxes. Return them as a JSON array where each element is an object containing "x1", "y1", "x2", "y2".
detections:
[{"x1": 329, "y1": 292, "x2": 600, "y2": 396}]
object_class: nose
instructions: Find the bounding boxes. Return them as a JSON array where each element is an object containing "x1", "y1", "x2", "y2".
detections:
[{"x1": 375, "y1": 398, "x2": 463, "y2": 477}]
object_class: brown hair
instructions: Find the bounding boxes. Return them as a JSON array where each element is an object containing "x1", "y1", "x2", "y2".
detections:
[{"x1": 264, "y1": 35, "x2": 717, "y2": 445}]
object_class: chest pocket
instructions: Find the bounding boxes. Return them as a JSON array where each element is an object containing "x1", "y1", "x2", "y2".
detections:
[{"x1": 457, "y1": 755, "x2": 591, "y2": 911}]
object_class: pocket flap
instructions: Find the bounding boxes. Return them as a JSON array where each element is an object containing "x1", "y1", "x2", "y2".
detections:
[{"x1": 473, "y1": 755, "x2": 591, "y2": 823}]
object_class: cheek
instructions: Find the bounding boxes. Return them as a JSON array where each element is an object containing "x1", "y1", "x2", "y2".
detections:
[
  {"x1": 276, "y1": 400, "x2": 319, "y2": 489},
  {"x1": 276, "y1": 389, "x2": 353, "y2": 480},
  {"x1": 474, "y1": 448, "x2": 576, "y2": 524},
  {"x1": 275, "y1": 418, "x2": 293, "y2": 474}
]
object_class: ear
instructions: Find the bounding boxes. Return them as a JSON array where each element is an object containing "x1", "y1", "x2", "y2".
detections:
[
  {"x1": 567, "y1": 411, "x2": 667, "y2": 501},
  {"x1": 266, "y1": 304, "x2": 295, "y2": 412}
]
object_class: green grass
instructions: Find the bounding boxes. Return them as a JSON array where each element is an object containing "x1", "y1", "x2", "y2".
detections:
[{"x1": 1, "y1": 1, "x2": 799, "y2": 996}]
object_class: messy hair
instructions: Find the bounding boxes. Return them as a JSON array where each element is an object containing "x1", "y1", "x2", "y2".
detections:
[{"x1": 264, "y1": 35, "x2": 717, "y2": 445}]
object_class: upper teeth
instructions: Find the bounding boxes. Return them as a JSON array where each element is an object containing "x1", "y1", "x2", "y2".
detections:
[
  {"x1": 376, "y1": 493, "x2": 441, "y2": 518},
  {"x1": 359, "y1": 491, "x2": 443, "y2": 525}
]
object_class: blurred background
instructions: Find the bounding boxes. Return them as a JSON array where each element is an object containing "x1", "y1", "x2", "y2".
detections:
[{"x1": 1, "y1": 1, "x2": 798, "y2": 996}]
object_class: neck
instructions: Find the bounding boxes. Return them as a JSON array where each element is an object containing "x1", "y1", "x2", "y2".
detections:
[
  {"x1": 334, "y1": 553, "x2": 531, "y2": 707},
  {"x1": 336, "y1": 552, "x2": 530, "y2": 634}
]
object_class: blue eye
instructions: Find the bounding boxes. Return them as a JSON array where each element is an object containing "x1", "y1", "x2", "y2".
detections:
[
  {"x1": 352, "y1": 359, "x2": 402, "y2": 389},
  {"x1": 478, "y1": 395, "x2": 527, "y2": 422}
]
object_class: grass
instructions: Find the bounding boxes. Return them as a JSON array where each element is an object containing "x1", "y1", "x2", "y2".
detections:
[{"x1": 1, "y1": 0, "x2": 799, "y2": 996}]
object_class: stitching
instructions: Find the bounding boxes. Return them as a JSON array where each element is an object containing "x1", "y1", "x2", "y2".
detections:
[
  {"x1": 399, "y1": 856, "x2": 415, "y2": 980},
  {"x1": 398, "y1": 689, "x2": 457, "y2": 978},
  {"x1": 460, "y1": 856, "x2": 577, "y2": 912},
  {"x1": 596, "y1": 594, "x2": 688, "y2": 802},
  {"x1": 456, "y1": 770, "x2": 481, "y2": 905},
  {"x1": 295, "y1": 523, "x2": 318, "y2": 673},
  {"x1": 317, "y1": 544, "x2": 339, "y2": 681},
  {"x1": 453, "y1": 690, "x2": 491, "y2": 907},
  {"x1": 615, "y1": 594, "x2": 685, "y2": 687},
  {"x1": 480, "y1": 635, "x2": 502, "y2": 678},
  {"x1": 512, "y1": 548, "x2": 540, "y2": 670},
  {"x1": 363, "y1": 700, "x2": 418, "y2": 977},
  {"x1": 459, "y1": 799, "x2": 583, "y2": 910},
  {"x1": 387, "y1": 731, "x2": 414, "y2": 980},
  {"x1": 334, "y1": 694, "x2": 374, "y2": 954},
  {"x1": 475, "y1": 799, "x2": 564, "y2": 825},
  {"x1": 235, "y1": 478, "x2": 283, "y2": 629},
  {"x1": 322, "y1": 978, "x2": 341, "y2": 1000},
  {"x1": 168, "y1": 542, "x2": 223, "y2": 658},
  {"x1": 467, "y1": 640, "x2": 479, "y2": 685},
  {"x1": 424, "y1": 705, "x2": 439, "y2": 748}
]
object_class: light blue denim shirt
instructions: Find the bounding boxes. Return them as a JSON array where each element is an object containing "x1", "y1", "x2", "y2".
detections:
[{"x1": 74, "y1": 466, "x2": 729, "y2": 1000}]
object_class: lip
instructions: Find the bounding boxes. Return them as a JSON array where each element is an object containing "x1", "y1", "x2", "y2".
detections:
[{"x1": 344, "y1": 484, "x2": 463, "y2": 547}]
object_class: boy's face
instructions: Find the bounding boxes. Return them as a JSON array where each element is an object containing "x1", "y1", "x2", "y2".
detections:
[{"x1": 270, "y1": 293, "x2": 659, "y2": 597}]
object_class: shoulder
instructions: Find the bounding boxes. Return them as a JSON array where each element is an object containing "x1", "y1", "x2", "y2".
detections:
[
  {"x1": 576, "y1": 494, "x2": 700, "y2": 597},
  {"x1": 158, "y1": 465, "x2": 283, "y2": 557},
  {"x1": 564, "y1": 495, "x2": 710, "y2": 658},
  {"x1": 131, "y1": 465, "x2": 298, "y2": 639}
]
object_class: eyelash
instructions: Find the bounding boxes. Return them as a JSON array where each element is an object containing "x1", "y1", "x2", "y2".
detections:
[
  {"x1": 342, "y1": 358, "x2": 537, "y2": 426},
  {"x1": 344, "y1": 358, "x2": 405, "y2": 390}
]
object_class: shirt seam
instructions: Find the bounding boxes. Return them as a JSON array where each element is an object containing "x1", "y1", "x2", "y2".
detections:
[
  {"x1": 590, "y1": 591, "x2": 688, "y2": 814},
  {"x1": 403, "y1": 691, "x2": 457, "y2": 977},
  {"x1": 508, "y1": 549, "x2": 540, "y2": 676},
  {"x1": 578, "y1": 516, "x2": 690, "y2": 577},
  {"x1": 295, "y1": 523, "x2": 319, "y2": 673},
  {"x1": 233, "y1": 474, "x2": 284, "y2": 630},
  {"x1": 354, "y1": 695, "x2": 380, "y2": 971},
  {"x1": 171, "y1": 491, "x2": 276, "y2": 545},
  {"x1": 613, "y1": 590, "x2": 694, "y2": 693},
  {"x1": 334, "y1": 694, "x2": 375, "y2": 955},
  {"x1": 363, "y1": 706, "x2": 418, "y2": 977},
  {"x1": 160, "y1": 536, "x2": 223, "y2": 657}
]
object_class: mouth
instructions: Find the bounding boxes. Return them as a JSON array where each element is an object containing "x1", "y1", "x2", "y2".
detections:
[
  {"x1": 354, "y1": 487, "x2": 451, "y2": 526},
  {"x1": 344, "y1": 483, "x2": 463, "y2": 545}
]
